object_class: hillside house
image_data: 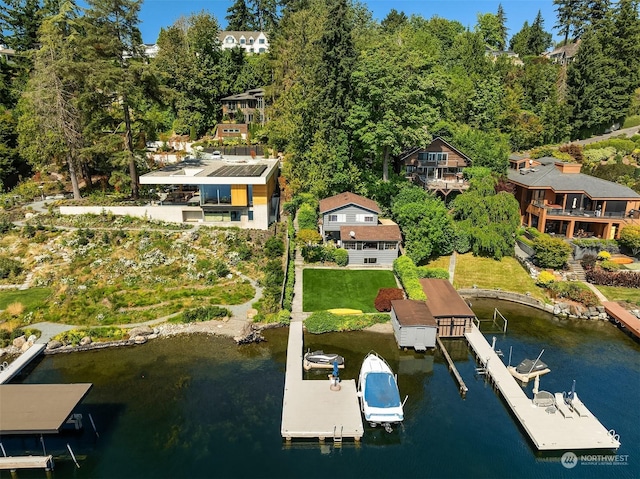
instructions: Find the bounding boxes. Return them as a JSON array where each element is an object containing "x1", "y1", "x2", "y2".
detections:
[
  {"x1": 319, "y1": 192, "x2": 401, "y2": 265},
  {"x1": 221, "y1": 88, "x2": 265, "y2": 124},
  {"x1": 507, "y1": 156, "x2": 640, "y2": 239},
  {"x1": 401, "y1": 137, "x2": 472, "y2": 197},
  {"x1": 218, "y1": 31, "x2": 269, "y2": 53}
]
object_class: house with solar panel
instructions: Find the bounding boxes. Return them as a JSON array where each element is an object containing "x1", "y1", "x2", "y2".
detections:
[
  {"x1": 60, "y1": 156, "x2": 280, "y2": 229},
  {"x1": 318, "y1": 192, "x2": 402, "y2": 265}
]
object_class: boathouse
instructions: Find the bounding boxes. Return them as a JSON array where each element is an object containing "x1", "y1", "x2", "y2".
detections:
[
  {"x1": 421, "y1": 279, "x2": 475, "y2": 337},
  {"x1": 390, "y1": 299, "x2": 437, "y2": 351}
]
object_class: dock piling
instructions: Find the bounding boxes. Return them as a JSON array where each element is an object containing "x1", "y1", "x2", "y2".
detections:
[{"x1": 436, "y1": 337, "x2": 468, "y2": 397}]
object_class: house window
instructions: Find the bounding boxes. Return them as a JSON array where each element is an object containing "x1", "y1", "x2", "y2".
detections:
[
  {"x1": 225, "y1": 36, "x2": 235, "y2": 44},
  {"x1": 248, "y1": 210, "x2": 254, "y2": 221},
  {"x1": 249, "y1": 38, "x2": 254, "y2": 44},
  {"x1": 259, "y1": 38, "x2": 265, "y2": 44},
  {"x1": 428, "y1": 152, "x2": 448, "y2": 163},
  {"x1": 364, "y1": 258, "x2": 377, "y2": 264},
  {"x1": 406, "y1": 166, "x2": 415, "y2": 173},
  {"x1": 384, "y1": 242, "x2": 397, "y2": 250},
  {"x1": 258, "y1": 48, "x2": 266, "y2": 53},
  {"x1": 356, "y1": 214, "x2": 375, "y2": 223},
  {"x1": 231, "y1": 211, "x2": 241, "y2": 221},
  {"x1": 240, "y1": 38, "x2": 246, "y2": 44},
  {"x1": 328, "y1": 214, "x2": 345, "y2": 222},
  {"x1": 344, "y1": 242, "x2": 355, "y2": 250},
  {"x1": 363, "y1": 242, "x2": 378, "y2": 250}
]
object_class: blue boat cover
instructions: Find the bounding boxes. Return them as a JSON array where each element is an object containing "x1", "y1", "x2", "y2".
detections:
[{"x1": 364, "y1": 372, "x2": 401, "y2": 408}]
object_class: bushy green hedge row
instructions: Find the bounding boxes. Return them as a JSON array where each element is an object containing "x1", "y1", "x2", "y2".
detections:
[
  {"x1": 571, "y1": 238, "x2": 619, "y2": 252},
  {"x1": 533, "y1": 234, "x2": 573, "y2": 269},
  {"x1": 547, "y1": 282, "x2": 599, "y2": 307},
  {"x1": 282, "y1": 218, "x2": 295, "y2": 311},
  {"x1": 393, "y1": 256, "x2": 427, "y2": 300},
  {"x1": 305, "y1": 311, "x2": 389, "y2": 334},
  {"x1": 53, "y1": 327, "x2": 127, "y2": 345},
  {"x1": 301, "y1": 245, "x2": 349, "y2": 266},
  {"x1": 416, "y1": 266, "x2": 449, "y2": 279}
]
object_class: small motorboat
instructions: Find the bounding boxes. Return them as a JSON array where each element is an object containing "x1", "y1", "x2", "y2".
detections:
[
  {"x1": 508, "y1": 358, "x2": 550, "y2": 383},
  {"x1": 303, "y1": 350, "x2": 345, "y2": 371},
  {"x1": 357, "y1": 351, "x2": 405, "y2": 432}
]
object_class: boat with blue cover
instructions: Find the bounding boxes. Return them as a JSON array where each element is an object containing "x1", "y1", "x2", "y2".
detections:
[{"x1": 357, "y1": 352, "x2": 405, "y2": 432}]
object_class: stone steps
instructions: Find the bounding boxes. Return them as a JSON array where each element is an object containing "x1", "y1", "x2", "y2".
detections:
[{"x1": 568, "y1": 260, "x2": 586, "y2": 281}]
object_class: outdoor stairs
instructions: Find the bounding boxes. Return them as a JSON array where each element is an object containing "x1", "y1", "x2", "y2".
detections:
[{"x1": 568, "y1": 260, "x2": 587, "y2": 281}]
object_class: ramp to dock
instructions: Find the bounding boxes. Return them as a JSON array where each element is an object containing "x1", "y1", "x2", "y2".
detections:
[
  {"x1": 0, "y1": 455, "x2": 53, "y2": 471},
  {"x1": 281, "y1": 321, "x2": 363, "y2": 441},
  {"x1": 465, "y1": 325, "x2": 620, "y2": 451},
  {"x1": 0, "y1": 343, "x2": 45, "y2": 384},
  {"x1": 603, "y1": 301, "x2": 640, "y2": 339}
]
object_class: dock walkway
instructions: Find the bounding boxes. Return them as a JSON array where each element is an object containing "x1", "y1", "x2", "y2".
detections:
[
  {"x1": 0, "y1": 344, "x2": 45, "y2": 385},
  {"x1": 0, "y1": 455, "x2": 54, "y2": 471},
  {"x1": 465, "y1": 324, "x2": 620, "y2": 451},
  {"x1": 280, "y1": 219, "x2": 363, "y2": 441},
  {"x1": 603, "y1": 301, "x2": 640, "y2": 339}
]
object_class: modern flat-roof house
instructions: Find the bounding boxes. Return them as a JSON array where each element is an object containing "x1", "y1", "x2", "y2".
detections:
[
  {"x1": 319, "y1": 192, "x2": 401, "y2": 265},
  {"x1": 61, "y1": 157, "x2": 279, "y2": 230},
  {"x1": 218, "y1": 31, "x2": 269, "y2": 53},
  {"x1": 507, "y1": 156, "x2": 640, "y2": 239},
  {"x1": 402, "y1": 137, "x2": 471, "y2": 198},
  {"x1": 221, "y1": 88, "x2": 265, "y2": 124}
]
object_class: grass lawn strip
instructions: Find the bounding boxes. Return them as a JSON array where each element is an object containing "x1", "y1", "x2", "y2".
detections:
[
  {"x1": 0, "y1": 288, "x2": 52, "y2": 310},
  {"x1": 595, "y1": 285, "x2": 640, "y2": 306},
  {"x1": 302, "y1": 269, "x2": 396, "y2": 312},
  {"x1": 452, "y1": 253, "x2": 547, "y2": 302}
]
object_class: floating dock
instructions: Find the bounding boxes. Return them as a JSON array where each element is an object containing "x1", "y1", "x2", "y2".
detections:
[
  {"x1": 0, "y1": 343, "x2": 45, "y2": 384},
  {"x1": 0, "y1": 455, "x2": 54, "y2": 472},
  {"x1": 465, "y1": 324, "x2": 620, "y2": 451},
  {"x1": 603, "y1": 301, "x2": 640, "y2": 340},
  {"x1": 281, "y1": 321, "x2": 364, "y2": 441}
]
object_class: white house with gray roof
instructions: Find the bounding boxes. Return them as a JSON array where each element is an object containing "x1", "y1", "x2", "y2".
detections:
[
  {"x1": 508, "y1": 156, "x2": 640, "y2": 239},
  {"x1": 218, "y1": 31, "x2": 269, "y2": 53}
]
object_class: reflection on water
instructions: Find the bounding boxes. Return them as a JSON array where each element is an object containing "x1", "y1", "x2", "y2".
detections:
[{"x1": 8, "y1": 300, "x2": 639, "y2": 479}]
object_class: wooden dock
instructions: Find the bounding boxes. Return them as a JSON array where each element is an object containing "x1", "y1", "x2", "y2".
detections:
[
  {"x1": 280, "y1": 321, "x2": 364, "y2": 441},
  {"x1": 0, "y1": 343, "x2": 45, "y2": 385},
  {"x1": 436, "y1": 336, "x2": 468, "y2": 397},
  {"x1": 0, "y1": 455, "x2": 54, "y2": 471},
  {"x1": 465, "y1": 324, "x2": 620, "y2": 451},
  {"x1": 603, "y1": 301, "x2": 640, "y2": 339}
]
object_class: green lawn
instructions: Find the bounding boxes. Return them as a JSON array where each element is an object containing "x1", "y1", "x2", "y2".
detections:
[
  {"x1": 0, "y1": 288, "x2": 52, "y2": 311},
  {"x1": 452, "y1": 254, "x2": 547, "y2": 301},
  {"x1": 595, "y1": 285, "x2": 640, "y2": 306},
  {"x1": 302, "y1": 269, "x2": 397, "y2": 312}
]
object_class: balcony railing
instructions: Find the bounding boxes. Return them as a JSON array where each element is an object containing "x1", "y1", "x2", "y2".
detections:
[{"x1": 532, "y1": 201, "x2": 627, "y2": 219}]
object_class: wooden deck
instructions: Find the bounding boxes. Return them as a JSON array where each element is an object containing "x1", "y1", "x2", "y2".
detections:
[
  {"x1": 0, "y1": 455, "x2": 53, "y2": 471},
  {"x1": 280, "y1": 321, "x2": 364, "y2": 441},
  {"x1": 0, "y1": 343, "x2": 45, "y2": 385},
  {"x1": 603, "y1": 301, "x2": 640, "y2": 339},
  {"x1": 465, "y1": 324, "x2": 620, "y2": 451}
]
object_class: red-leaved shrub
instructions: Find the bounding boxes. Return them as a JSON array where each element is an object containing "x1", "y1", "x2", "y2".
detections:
[{"x1": 374, "y1": 288, "x2": 405, "y2": 312}]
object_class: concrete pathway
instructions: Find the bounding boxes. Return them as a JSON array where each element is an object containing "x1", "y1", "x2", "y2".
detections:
[{"x1": 448, "y1": 252, "x2": 457, "y2": 284}]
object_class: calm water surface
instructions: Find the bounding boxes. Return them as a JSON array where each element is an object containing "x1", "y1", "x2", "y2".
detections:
[{"x1": 8, "y1": 300, "x2": 640, "y2": 478}]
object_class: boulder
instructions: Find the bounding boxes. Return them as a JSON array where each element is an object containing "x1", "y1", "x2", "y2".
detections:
[
  {"x1": 12, "y1": 335, "x2": 26, "y2": 349},
  {"x1": 21, "y1": 341, "x2": 32, "y2": 352},
  {"x1": 133, "y1": 335, "x2": 147, "y2": 344},
  {"x1": 128, "y1": 326, "x2": 153, "y2": 338},
  {"x1": 246, "y1": 308, "x2": 258, "y2": 320},
  {"x1": 79, "y1": 336, "x2": 92, "y2": 346},
  {"x1": 27, "y1": 334, "x2": 37, "y2": 343},
  {"x1": 569, "y1": 304, "x2": 585, "y2": 317},
  {"x1": 47, "y1": 340, "x2": 63, "y2": 350}
]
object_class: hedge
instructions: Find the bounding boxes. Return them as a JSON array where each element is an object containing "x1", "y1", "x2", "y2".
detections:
[
  {"x1": 393, "y1": 256, "x2": 427, "y2": 300},
  {"x1": 305, "y1": 311, "x2": 389, "y2": 333},
  {"x1": 547, "y1": 282, "x2": 599, "y2": 307},
  {"x1": 586, "y1": 269, "x2": 640, "y2": 288},
  {"x1": 416, "y1": 266, "x2": 449, "y2": 279}
]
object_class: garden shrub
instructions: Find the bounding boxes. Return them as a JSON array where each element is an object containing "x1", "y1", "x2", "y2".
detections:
[
  {"x1": 416, "y1": 266, "x2": 449, "y2": 279},
  {"x1": 305, "y1": 310, "x2": 389, "y2": 334},
  {"x1": 0, "y1": 216, "x2": 13, "y2": 235},
  {"x1": 393, "y1": 256, "x2": 427, "y2": 300},
  {"x1": 581, "y1": 254, "x2": 597, "y2": 270},
  {"x1": 296, "y1": 228, "x2": 322, "y2": 245},
  {"x1": 533, "y1": 235, "x2": 573, "y2": 269},
  {"x1": 374, "y1": 288, "x2": 404, "y2": 312},
  {"x1": 302, "y1": 245, "x2": 326, "y2": 263},
  {"x1": 597, "y1": 251, "x2": 611, "y2": 260},
  {"x1": 583, "y1": 147, "x2": 616, "y2": 164},
  {"x1": 297, "y1": 203, "x2": 318, "y2": 230},
  {"x1": 264, "y1": 236, "x2": 285, "y2": 259},
  {"x1": 182, "y1": 306, "x2": 230, "y2": 323},
  {"x1": 536, "y1": 271, "x2": 556, "y2": 287},
  {"x1": 214, "y1": 260, "x2": 230, "y2": 278},
  {"x1": 525, "y1": 226, "x2": 542, "y2": 239},
  {"x1": 552, "y1": 150, "x2": 573, "y2": 162},
  {"x1": 548, "y1": 282, "x2": 599, "y2": 307},
  {"x1": 0, "y1": 257, "x2": 23, "y2": 279},
  {"x1": 454, "y1": 226, "x2": 471, "y2": 254},
  {"x1": 558, "y1": 144, "x2": 584, "y2": 163},
  {"x1": 600, "y1": 260, "x2": 621, "y2": 271},
  {"x1": 571, "y1": 238, "x2": 619, "y2": 252},
  {"x1": 333, "y1": 248, "x2": 349, "y2": 267},
  {"x1": 586, "y1": 269, "x2": 640, "y2": 287}
]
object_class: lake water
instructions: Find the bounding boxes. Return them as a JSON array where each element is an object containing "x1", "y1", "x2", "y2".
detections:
[{"x1": 9, "y1": 299, "x2": 640, "y2": 478}]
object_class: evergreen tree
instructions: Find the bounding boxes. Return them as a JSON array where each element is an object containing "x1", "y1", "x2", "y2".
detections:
[
  {"x1": 17, "y1": 0, "x2": 85, "y2": 198},
  {"x1": 82, "y1": 0, "x2": 145, "y2": 198},
  {"x1": 509, "y1": 21, "x2": 530, "y2": 56},
  {"x1": 249, "y1": 0, "x2": 279, "y2": 31},
  {"x1": 380, "y1": 9, "x2": 407, "y2": 32},
  {"x1": 476, "y1": 13, "x2": 503, "y2": 50},
  {"x1": 528, "y1": 10, "x2": 553, "y2": 55},
  {"x1": 226, "y1": 0, "x2": 253, "y2": 31},
  {"x1": 496, "y1": 3, "x2": 508, "y2": 50},
  {"x1": 553, "y1": 0, "x2": 586, "y2": 45}
]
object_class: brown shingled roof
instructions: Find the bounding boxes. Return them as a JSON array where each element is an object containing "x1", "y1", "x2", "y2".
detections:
[
  {"x1": 420, "y1": 279, "x2": 475, "y2": 318},
  {"x1": 340, "y1": 225, "x2": 402, "y2": 242},
  {"x1": 391, "y1": 300, "x2": 437, "y2": 327},
  {"x1": 319, "y1": 192, "x2": 381, "y2": 214}
]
